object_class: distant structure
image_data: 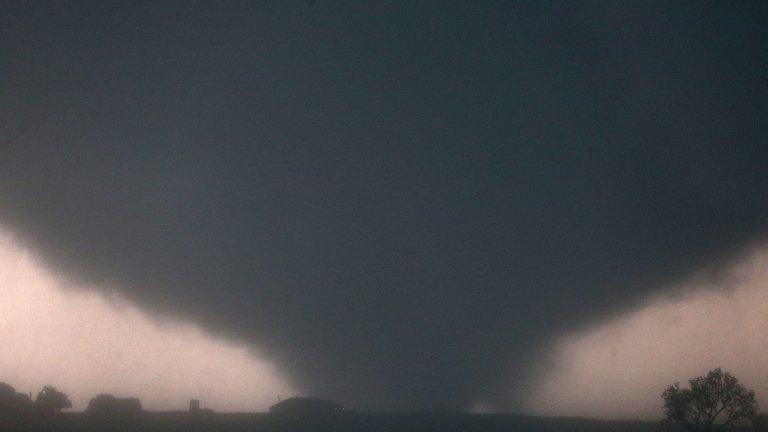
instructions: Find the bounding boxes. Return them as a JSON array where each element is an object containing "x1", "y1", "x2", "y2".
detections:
[
  {"x1": 269, "y1": 396, "x2": 343, "y2": 420},
  {"x1": 188, "y1": 398, "x2": 213, "y2": 414},
  {"x1": 86, "y1": 394, "x2": 142, "y2": 418}
]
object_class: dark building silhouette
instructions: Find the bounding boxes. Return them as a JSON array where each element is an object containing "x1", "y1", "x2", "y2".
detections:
[
  {"x1": 86, "y1": 394, "x2": 142, "y2": 418},
  {"x1": 189, "y1": 398, "x2": 213, "y2": 414},
  {"x1": 269, "y1": 396, "x2": 343, "y2": 420}
]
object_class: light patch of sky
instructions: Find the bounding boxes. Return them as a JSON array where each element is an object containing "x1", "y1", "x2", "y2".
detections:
[
  {"x1": 0, "y1": 229, "x2": 296, "y2": 411},
  {"x1": 526, "y1": 245, "x2": 768, "y2": 420}
]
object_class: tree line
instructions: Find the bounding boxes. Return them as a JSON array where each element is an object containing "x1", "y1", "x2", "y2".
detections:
[
  {"x1": 0, "y1": 382, "x2": 71, "y2": 415},
  {"x1": 2, "y1": 369, "x2": 768, "y2": 431}
]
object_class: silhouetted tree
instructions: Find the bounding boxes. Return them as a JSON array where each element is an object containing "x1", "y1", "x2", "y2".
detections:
[
  {"x1": 662, "y1": 368, "x2": 757, "y2": 431},
  {"x1": 0, "y1": 382, "x2": 32, "y2": 413},
  {"x1": 0, "y1": 383, "x2": 16, "y2": 403},
  {"x1": 35, "y1": 385, "x2": 71, "y2": 414}
]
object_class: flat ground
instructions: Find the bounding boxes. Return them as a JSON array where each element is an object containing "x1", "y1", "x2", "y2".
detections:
[{"x1": 0, "y1": 411, "x2": 665, "y2": 432}]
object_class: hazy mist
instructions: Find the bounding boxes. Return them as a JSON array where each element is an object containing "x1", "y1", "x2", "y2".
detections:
[
  {"x1": 528, "y1": 243, "x2": 768, "y2": 419},
  {"x1": 0, "y1": 228, "x2": 294, "y2": 411}
]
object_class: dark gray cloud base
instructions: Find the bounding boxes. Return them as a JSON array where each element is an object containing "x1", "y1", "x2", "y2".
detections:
[{"x1": 1, "y1": 1, "x2": 767, "y2": 411}]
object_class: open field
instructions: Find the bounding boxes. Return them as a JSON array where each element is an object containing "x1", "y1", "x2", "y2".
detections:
[{"x1": 1, "y1": 411, "x2": 665, "y2": 432}]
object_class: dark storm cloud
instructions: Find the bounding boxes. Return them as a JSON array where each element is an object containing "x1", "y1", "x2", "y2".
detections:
[{"x1": 1, "y1": 1, "x2": 767, "y2": 411}]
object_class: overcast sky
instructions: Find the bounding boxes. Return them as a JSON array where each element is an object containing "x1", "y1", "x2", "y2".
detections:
[{"x1": 1, "y1": 0, "x2": 767, "y2": 415}]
